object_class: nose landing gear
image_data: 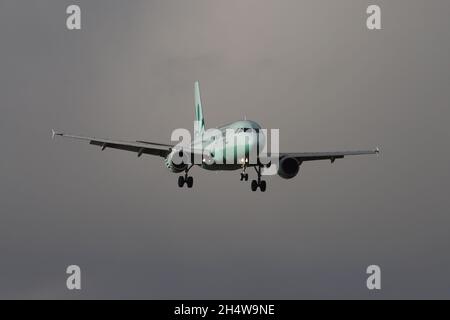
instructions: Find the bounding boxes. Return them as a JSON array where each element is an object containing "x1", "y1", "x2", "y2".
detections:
[
  {"x1": 240, "y1": 166, "x2": 249, "y2": 181},
  {"x1": 240, "y1": 172, "x2": 249, "y2": 181}
]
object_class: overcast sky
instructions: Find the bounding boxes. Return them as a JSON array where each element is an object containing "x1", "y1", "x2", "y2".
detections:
[{"x1": 1, "y1": 0, "x2": 450, "y2": 299}]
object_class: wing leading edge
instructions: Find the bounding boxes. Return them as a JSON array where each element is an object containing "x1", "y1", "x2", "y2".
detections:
[
  {"x1": 52, "y1": 130, "x2": 172, "y2": 158},
  {"x1": 279, "y1": 148, "x2": 380, "y2": 163}
]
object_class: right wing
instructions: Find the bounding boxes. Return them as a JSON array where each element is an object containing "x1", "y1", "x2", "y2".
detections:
[{"x1": 52, "y1": 129, "x2": 172, "y2": 158}]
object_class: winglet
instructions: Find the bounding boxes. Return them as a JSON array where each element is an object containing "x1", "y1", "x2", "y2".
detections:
[
  {"x1": 375, "y1": 147, "x2": 380, "y2": 154},
  {"x1": 51, "y1": 129, "x2": 62, "y2": 139}
]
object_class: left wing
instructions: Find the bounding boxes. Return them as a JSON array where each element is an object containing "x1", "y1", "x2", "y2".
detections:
[
  {"x1": 52, "y1": 129, "x2": 173, "y2": 158},
  {"x1": 278, "y1": 148, "x2": 380, "y2": 163}
]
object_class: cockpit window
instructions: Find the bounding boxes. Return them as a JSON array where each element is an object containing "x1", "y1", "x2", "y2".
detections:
[{"x1": 236, "y1": 128, "x2": 259, "y2": 133}]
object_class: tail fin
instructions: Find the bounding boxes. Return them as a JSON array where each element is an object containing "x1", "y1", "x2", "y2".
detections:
[{"x1": 194, "y1": 81, "x2": 205, "y2": 137}]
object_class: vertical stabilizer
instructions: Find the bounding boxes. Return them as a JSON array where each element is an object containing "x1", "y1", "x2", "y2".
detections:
[{"x1": 194, "y1": 81, "x2": 205, "y2": 137}]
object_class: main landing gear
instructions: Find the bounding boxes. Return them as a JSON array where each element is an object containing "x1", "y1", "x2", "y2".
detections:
[
  {"x1": 251, "y1": 166, "x2": 266, "y2": 192},
  {"x1": 178, "y1": 165, "x2": 194, "y2": 188}
]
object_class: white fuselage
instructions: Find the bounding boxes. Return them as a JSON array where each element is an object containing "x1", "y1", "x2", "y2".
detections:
[{"x1": 191, "y1": 120, "x2": 265, "y2": 170}]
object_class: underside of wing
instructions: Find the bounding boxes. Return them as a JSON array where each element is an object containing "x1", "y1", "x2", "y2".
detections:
[
  {"x1": 265, "y1": 148, "x2": 380, "y2": 179},
  {"x1": 281, "y1": 149, "x2": 380, "y2": 163},
  {"x1": 52, "y1": 130, "x2": 173, "y2": 158}
]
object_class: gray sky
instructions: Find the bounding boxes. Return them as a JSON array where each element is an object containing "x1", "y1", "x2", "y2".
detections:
[{"x1": 1, "y1": 0, "x2": 450, "y2": 299}]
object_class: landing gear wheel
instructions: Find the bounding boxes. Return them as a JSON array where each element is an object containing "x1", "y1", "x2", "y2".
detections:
[
  {"x1": 186, "y1": 176, "x2": 193, "y2": 188},
  {"x1": 178, "y1": 176, "x2": 185, "y2": 188},
  {"x1": 244, "y1": 173, "x2": 249, "y2": 181},
  {"x1": 260, "y1": 180, "x2": 266, "y2": 192},
  {"x1": 251, "y1": 180, "x2": 258, "y2": 192},
  {"x1": 252, "y1": 166, "x2": 267, "y2": 192},
  {"x1": 178, "y1": 164, "x2": 194, "y2": 188}
]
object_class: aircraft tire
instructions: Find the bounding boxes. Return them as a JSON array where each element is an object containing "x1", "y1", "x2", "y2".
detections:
[
  {"x1": 251, "y1": 180, "x2": 258, "y2": 191},
  {"x1": 260, "y1": 180, "x2": 266, "y2": 192},
  {"x1": 186, "y1": 176, "x2": 193, "y2": 188},
  {"x1": 178, "y1": 176, "x2": 185, "y2": 188}
]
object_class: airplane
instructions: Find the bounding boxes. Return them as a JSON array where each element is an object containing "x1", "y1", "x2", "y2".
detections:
[{"x1": 52, "y1": 81, "x2": 379, "y2": 192}]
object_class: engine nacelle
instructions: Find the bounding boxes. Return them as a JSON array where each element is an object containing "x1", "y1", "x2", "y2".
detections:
[
  {"x1": 164, "y1": 150, "x2": 189, "y2": 173},
  {"x1": 277, "y1": 156, "x2": 300, "y2": 179}
]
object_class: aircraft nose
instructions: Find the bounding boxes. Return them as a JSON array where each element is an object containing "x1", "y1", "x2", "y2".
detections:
[
  {"x1": 254, "y1": 130, "x2": 265, "y2": 151},
  {"x1": 248, "y1": 130, "x2": 264, "y2": 158},
  {"x1": 249, "y1": 132, "x2": 258, "y2": 149}
]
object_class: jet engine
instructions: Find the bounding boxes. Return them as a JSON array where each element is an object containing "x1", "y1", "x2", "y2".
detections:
[
  {"x1": 164, "y1": 149, "x2": 189, "y2": 173},
  {"x1": 277, "y1": 156, "x2": 300, "y2": 179}
]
